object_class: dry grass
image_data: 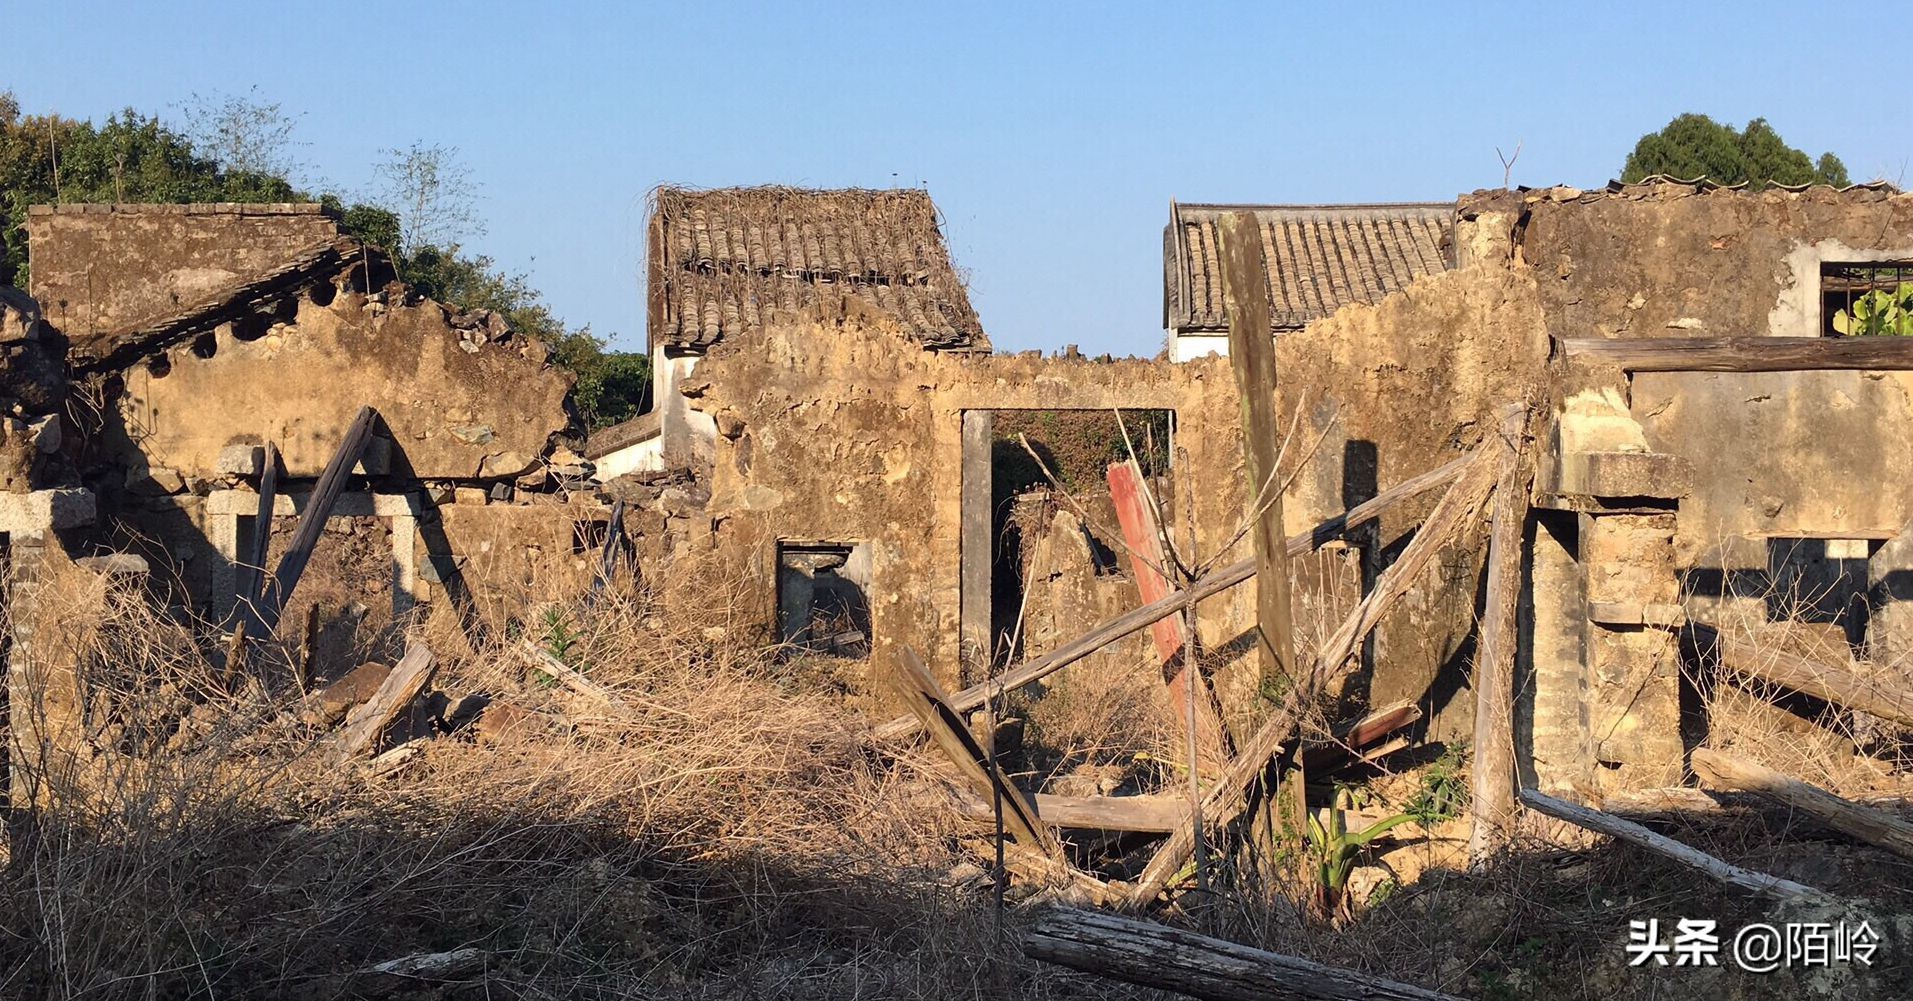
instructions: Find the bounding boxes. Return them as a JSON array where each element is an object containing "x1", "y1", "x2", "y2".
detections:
[{"x1": 6, "y1": 550, "x2": 1913, "y2": 1000}]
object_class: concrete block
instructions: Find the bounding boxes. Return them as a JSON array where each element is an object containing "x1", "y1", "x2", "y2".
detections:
[
  {"x1": 75, "y1": 553, "x2": 150, "y2": 577},
  {"x1": 1587, "y1": 601, "x2": 1687, "y2": 627},
  {"x1": 1554, "y1": 450, "x2": 1692, "y2": 500},
  {"x1": 216, "y1": 444, "x2": 264, "y2": 477},
  {"x1": 126, "y1": 464, "x2": 187, "y2": 496},
  {"x1": 0, "y1": 489, "x2": 95, "y2": 533}
]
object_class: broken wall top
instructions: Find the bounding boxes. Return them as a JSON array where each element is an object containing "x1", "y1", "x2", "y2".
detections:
[
  {"x1": 26, "y1": 202, "x2": 341, "y2": 358},
  {"x1": 1456, "y1": 179, "x2": 1913, "y2": 341}
]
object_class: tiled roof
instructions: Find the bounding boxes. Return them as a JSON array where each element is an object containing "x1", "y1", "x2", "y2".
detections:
[
  {"x1": 584, "y1": 410, "x2": 661, "y2": 460},
  {"x1": 1165, "y1": 203, "x2": 1454, "y2": 333},
  {"x1": 648, "y1": 186, "x2": 987, "y2": 352}
]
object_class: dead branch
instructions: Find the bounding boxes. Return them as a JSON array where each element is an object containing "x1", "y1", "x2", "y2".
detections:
[
  {"x1": 1519, "y1": 787, "x2": 1837, "y2": 905},
  {"x1": 1024, "y1": 906, "x2": 1465, "y2": 1001}
]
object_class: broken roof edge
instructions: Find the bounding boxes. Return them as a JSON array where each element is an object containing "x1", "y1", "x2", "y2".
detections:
[
  {"x1": 1166, "y1": 199, "x2": 1459, "y2": 334},
  {"x1": 583, "y1": 410, "x2": 662, "y2": 461},
  {"x1": 26, "y1": 201, "x2": 334, "y2": 217},
  {"x1": 647, "y1": 183, "x2": 988, "y2": 354}
]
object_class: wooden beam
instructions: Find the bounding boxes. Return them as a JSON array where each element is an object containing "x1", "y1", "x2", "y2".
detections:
[
  {"x1": 1557, "y1": 335, "x2": 1913, "y2": 373},
  {"x1": 1220, "y1": 210, "x2": 1300, "y2": 693},
  {"x1": 889, "y1": 647, "x2": 1062, "y2": 858},
  {"x1": 1519, "y1": 788, "x2": 1837, "y2": 905},
  {"x1": 951, "y1": 788, "x2": 1192, "y2": 834},
  {"x1": 872, "y1": 452, "x2": 1473, "y2": 743},
  {"x1": 259, "y1": 406, "x2": 378, "y2": 634},
  {"x1": 1125, "y1": 437, "x2": 1506, "y2": 908},
  {"x1": 1471, "y1": 412, "x2": 1532, "y2": 863},
  {"x1": 1692, "y1": 748, "x2": 1913, "y2": 861},
  {"x1": 1108, "y1": 461, "x2": 1228, "y2": 769},
  {"x1": 336, "y1": 639, "x2": 435, "y2": 759},
  {"x1": 1695, "y1": 622, "x2": 1913, "y2": 728},
  {"x1": 1024, "y1": 907, "x2": 1466, "y2": 1001},
  {"x1": 517, "y1": 639, "x2": 631, "y2": 714}
]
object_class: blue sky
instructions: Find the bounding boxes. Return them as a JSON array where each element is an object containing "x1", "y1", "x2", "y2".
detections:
[{"x1": 12, "y1": 2, "x2": 1905, "y2": 356}]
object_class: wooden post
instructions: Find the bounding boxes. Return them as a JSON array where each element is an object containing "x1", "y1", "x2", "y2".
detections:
[
  {"x1": 1108, "y1": 461, "x2": 1227, "y2": 769},
  {"x1": 1025, "y1": 906, "x2": 1465, "y2": 1001},
  {"x1": 1470, "y1": 409, "x2": 1531, "y2": 863},
  {"x1": 1692, "y1": 748, "x2": 1913, "y2": 861},
  {"x1": 1218, "y1": 210, "x2": 1307, "y2": 857},
  {"x1": 1519, "y1": 788, "x2": 1836, "y2": 905},
  {"x1": 960, "y1": 410, "x2": 994, "y2": 668},
  {"x1": 1218, "y1": 212, "x2": 1299, "y2": 697},
  {"x1": 234, "y1": 441, "x2": 279, "y2": 635},
  {"x1": 871, "y1": 453, "x2": 1473, "y2": 742},
  {"x1": 259, "y1": 407, "x2": 378, "y2": 634}
]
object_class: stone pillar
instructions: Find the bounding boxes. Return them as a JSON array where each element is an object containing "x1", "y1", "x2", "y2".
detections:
[
  {"x1": 959, "y1": 410, "x2": 993, "y2": 674},
  {"x1": 1582, "y1": 512, "x2": 1686, "y2": 792},
  {"x1": 1521, "y1": 512, "x2": 1592, "y2": 796}
]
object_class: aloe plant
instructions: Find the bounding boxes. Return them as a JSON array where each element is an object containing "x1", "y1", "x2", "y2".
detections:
[{"x1": 1306, "y1": 786, "x2": 1418, "y2": 923}]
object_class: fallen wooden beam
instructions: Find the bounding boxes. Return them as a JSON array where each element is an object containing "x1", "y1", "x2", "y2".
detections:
[
  {"x1": 1519, "y1": 787, "x2": 1836, "y2": 905},
  {"x1": 1557, "y1": 335, "x2": 1913, "y2": 373},
  {"x1": 259, "y1": 406, "x2": 379, "y2": 633},
  {"x1": 1696, "y1": 622, "x2": 1913, "y2": 728},
  {"x1": 1471, "y1": 409, "x2": 1532, "y2": 864},
  {"x1": 1125, "y1": 436, "x2": 1507, "y2": 908},
  {"x1": 517, "y1": 639, "x2": 630, "y2": 713},
  {"x1": 1692, "y1": 748, "x2": 1913, "y2": 861},
  {"x1": 890, "y1": 648, "x2": 1061, "y2": 858},
  {"x1": 336, "y1": 639, "x2": 436, "y2": 759},
  {"x1": 951, "y1": 788, "x2": 1191, "y2": 834},
  {"x1": 1024, "y1": 906, "x2": 1465, "y2": 1001},
  {"x1": 872, "y1": 452, "x2": 1473, "y2": 743}
]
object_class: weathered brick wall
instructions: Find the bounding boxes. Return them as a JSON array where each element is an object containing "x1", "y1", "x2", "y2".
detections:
[{"x1": 25, "y1": 203, "x2": 338, "y2": 352}]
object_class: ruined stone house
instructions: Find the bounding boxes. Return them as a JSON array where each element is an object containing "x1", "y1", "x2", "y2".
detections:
[
  {"x1": 650, "y1": 177, "x2": 1913, "y2": 802},
  {"x1": 6, "y1": 175, "x2": 1913, "y2": 812},
  {"x1": 3, "y1": 202, "x2": 623, "y2": 784},
  {"x1": 589, "y1": 186, "x2": 991, "y2": 481}
]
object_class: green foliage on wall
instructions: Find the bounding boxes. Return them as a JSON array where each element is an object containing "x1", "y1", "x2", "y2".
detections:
[{"x1": 1621, "y1": 114, "x2": 1850, "y2": 189}]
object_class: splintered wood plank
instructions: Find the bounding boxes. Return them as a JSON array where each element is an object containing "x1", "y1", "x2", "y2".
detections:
[
  {"x1": 1107, "y1": 461, "x2": 1228, "y2": 769},
  {"x1": 336, "y1": 639, "x2": 436, "y2": 759},
  {"x1": 889, "y1": 647, "x2": 1060, "y2": 858},
  {"x1": 1692, "y1": 749, "x2": 1913, "y2": 861}
]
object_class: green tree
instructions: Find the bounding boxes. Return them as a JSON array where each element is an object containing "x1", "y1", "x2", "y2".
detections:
[{"x1": 1621, "y1": 114, "x2": 1850, "y2": 189}]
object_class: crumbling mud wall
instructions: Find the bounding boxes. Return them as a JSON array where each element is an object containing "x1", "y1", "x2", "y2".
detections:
[
  {"x1": 1489, "y1": 182, "x2": 1913, "y2": 342},
  {"x1": 26, "y1": 203, "x2": 339, "y2": 350},
  {"x1": 1271, "y1": 263, "x2": 1550, "y2": 732},
  {"x1": 677, "y1": 260, "x2": 1550, "y2": 726},
  {"x1": 104, "y1": 290, "x2": 571, "y2": 481}
]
